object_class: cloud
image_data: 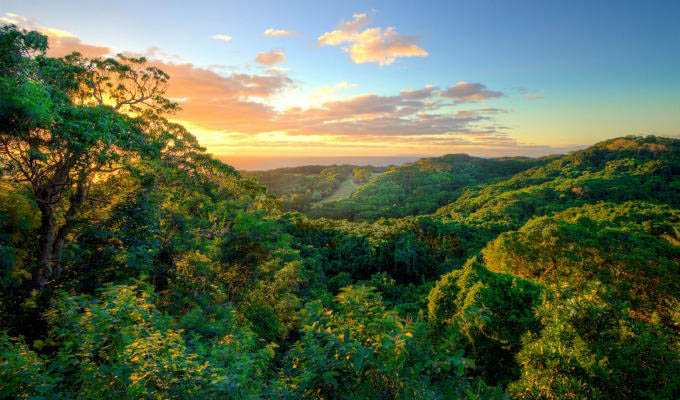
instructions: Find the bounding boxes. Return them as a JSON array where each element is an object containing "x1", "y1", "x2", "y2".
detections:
[
  {"x1": 211, "y1": 129, "x2": 583, "y2": 159},
  {"x1": 318, "y1": 13, "x2": 370, "y2": 45},
  {"x1": 264, "y1": 28, "x2": 292, "y2": 37},
  {"x1": 330, "y1": 81, "x2": 357, "y2": 90},
  {"x1": 400, "y1": 85, "x2": 439, "y2": 99},
  {"x1": 47, "y1": 37, "x2": 112, "y2": 58},
  {"x1": 255, "y1": 49, "x2": 286, "y2": 65},
  {"x1": 171, "y1": 79, "x2": 506, "y2": 138},
  {"x1": 514, "y1": 86, "x2": 543, "y2": 100},
  {"x1": 4, "y1": 12, "x2": 540, "y2": 155},
  {"x1": 1, "y1": 12, "x2": 111, "y2": 58},
  {"x1": 3, "y1": 12, "x2": 292, "y2": 134},
  {"x1": 269, "y1": 81, "x2": 358, "y2": 110},
  {"x1": 440, "y1": 82, "x2": 503, "y2": 103},
  {"x1": 157, "y1": 63, "x2": 293, "y2": 133},
  {"x1": 212, "y1": 34, "x2": 232, "y2": 42},
  {"x1": 1, "y1": 13, "x2": 74, "y2": 38},
  {"x1": 266, "y1": 89, "x2": 508, "y2": 138},
  {"x1": 313, "y1": 81, "x2": 359, "y2": 98},
  {"x1": 318, "y1": 13, "x2": 428, "y2": 65}
]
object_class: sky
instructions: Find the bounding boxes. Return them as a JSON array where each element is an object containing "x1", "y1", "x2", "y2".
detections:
[{"x1": 1, "y1": 0, "x2": 679, "y2": 168}]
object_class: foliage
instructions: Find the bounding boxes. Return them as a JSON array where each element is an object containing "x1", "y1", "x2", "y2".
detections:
[
  {"x1": 0, "y1": 184, "x2": 39, "y2": 286},
  {"x1": 0, "y1": 24, "x2": 172, "y2": 288},
  {"x1": 245, "y1": 164, "x2": 388, "y2": 212},
  {"x1": 436, "y1": 135, "x2": 680, "y2": 233},
  {"x1": 483, "y1": 203, "x2": 680, "y2": 325},
  {"x1": 309, "y1": 154, "x2": 547, "y2": 221},
  {"x1": 0, "y1": 333, "x2": 55, "y2": 399},
  {"x1": 509, "y1": 288, "x2": 680, "y2": 400},
  {"x1": 481, "y1": 200, "x2": 680, "y2": 397},
  {"x1": 428, "y1": 258, "x2": 543, "y2": 384},
  {"x1": 282, "y1": 214, "x2": 468, "y2": 286},
  {"x1": 282, "y1": 285, "x2": 505, "y2": 399},
  {"x1": 40, "y1": 284, "x2": 282, "y2": 399}
]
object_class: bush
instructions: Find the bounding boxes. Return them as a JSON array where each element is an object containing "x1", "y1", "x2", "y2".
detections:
[
  {"x1": 428, "y1": 258, "x2": 543, "y2": 384},
  {"x1": 283, "y1": 285, "x2": 504, "y2": 399},
  {"x1": 509, "y1": 288, "x2": 680, "y2": 399},
  {"x1": 0, "y1": 334, "x2": 54, "y2": 399}
]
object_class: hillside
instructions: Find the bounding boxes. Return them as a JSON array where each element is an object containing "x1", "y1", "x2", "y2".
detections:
[
  {"x1": 436, "y1": 135, "x2": 680, "y2": 232},
  {"x1": 306, "y1": 154, "x2": 555, "y2": 220},
  {"x1": 243, "y1": 164, "x2": 389, "y2": 211}
]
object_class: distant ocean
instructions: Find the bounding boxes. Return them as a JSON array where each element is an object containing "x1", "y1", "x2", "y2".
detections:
[{"x1": 219, "y1": 156, "x2": 424, "y2": 171}]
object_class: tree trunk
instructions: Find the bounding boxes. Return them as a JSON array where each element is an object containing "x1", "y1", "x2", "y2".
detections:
[
  {"x1": 52, "y1": 179, "x2": 88, "y2": 281},
  {"x1": 37, "y1": 202, "x2": 56, "y2": 289},
  {"x1": 35, "y1": 178, "x2": 88, "y2": 289}
]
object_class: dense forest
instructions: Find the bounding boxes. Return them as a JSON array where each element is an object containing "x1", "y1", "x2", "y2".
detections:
[
  {"x1": 243, "y1": 164, "x2": 389, "y2": 212},
  {"x1": 247, "y1": 155, "x2": 555, "y2": 219},
  {"x1": 1, "y1": 26, "x2": 679, "y2": 399}
]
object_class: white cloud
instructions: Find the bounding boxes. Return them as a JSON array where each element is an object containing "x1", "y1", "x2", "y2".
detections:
[
  {"x1": 264, "y1": 28, "x2": 292, "y2": 37},
  {"x1": 211, "y1": 34, "x2": 232, "y2": 42},
  {"x1": 1, "y1": 12, "x2": 75, "y2": 38}
]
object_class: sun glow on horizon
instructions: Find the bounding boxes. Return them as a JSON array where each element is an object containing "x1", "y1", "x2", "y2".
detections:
[{"x1": 1, "y1": 3, "x2": 677, "y2": 162}]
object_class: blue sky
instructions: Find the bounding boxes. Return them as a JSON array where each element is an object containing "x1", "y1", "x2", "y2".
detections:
[{"x1": 1, "y1": 0, "x2": 679, "y2": 160}]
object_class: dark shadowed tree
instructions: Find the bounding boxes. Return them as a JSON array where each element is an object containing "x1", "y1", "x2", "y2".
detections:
[{"x1": 0, "y1": 25, "x2": 178, "y2": 287}]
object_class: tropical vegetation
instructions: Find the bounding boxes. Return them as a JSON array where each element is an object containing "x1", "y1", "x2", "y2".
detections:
[{"x1": 1, "y1": 25, "x2": 678, "y2": 399}]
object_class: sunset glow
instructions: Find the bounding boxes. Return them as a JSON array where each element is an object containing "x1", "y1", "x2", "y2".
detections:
[{"x1": 2, "y1": 1, "x2": 678, "y2": 166}]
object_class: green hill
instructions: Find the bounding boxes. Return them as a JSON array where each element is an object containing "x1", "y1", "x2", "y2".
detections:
[
  {"x1": 244, "y1": 164, "x2": 389, "y2": 211},
  {"x1": 436, "y1": 135, "x2": 680, "y2": 232},
  {"x1": 306, "y1": 153, "x2": 554, "y2": 220}
]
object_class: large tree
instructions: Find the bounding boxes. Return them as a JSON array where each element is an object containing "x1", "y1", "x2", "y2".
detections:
[{"x1": 0, "y1": 25, "x2": 178, "y2": 287}]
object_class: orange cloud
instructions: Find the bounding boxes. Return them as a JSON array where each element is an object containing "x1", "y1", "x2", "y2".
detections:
[
  {"x1": 1, "y1": 13, "x2": 73, "y2": 37},
  {"x1": 318, "y1": 13, "x2": 428, "y2": 65},
  {"x1": 255, "y1": 50, "x2": 286, "y2": 65},
  {"x1": 169, "y1": 80, "x2": 506, "y2": 140},
  {"x1": 400, "y1": 85, "x2": 439, "y2": 99},
  {"x1": 318, "y1": 13, "x2": 370, "y2": 45},
  {"x1": 3, "y1": 12, "x2": 530, "y2": 156},
  {"x1": 154, "y1": 62, "x2": 292, "y2": 133},
  {"x1": 46, "y1": 36, "x2": 111, "y2": 58}
]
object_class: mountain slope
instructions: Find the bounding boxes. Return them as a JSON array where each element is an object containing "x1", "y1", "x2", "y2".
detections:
[
  {"x1": 308, "y1": 154, "x2": 553, "y2": 220},
  {"x1": 435, "y1": 135, "x2": 680, "y2": 233},
  {"x1": 244, "y1": 164, "x2": 388, "y2": 211}
]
